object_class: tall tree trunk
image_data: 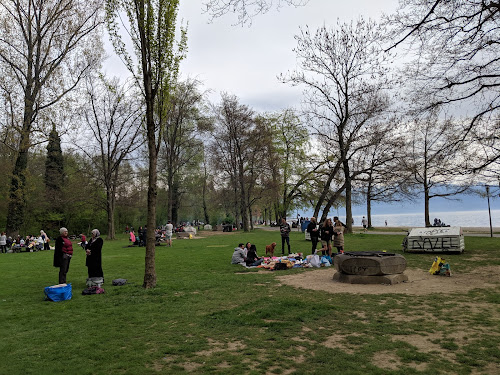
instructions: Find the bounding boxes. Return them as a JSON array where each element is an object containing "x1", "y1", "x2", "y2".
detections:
[
  {"x1": 424, "y1": 182, "x2": 431, "y2": 227},
  {"x1": 106, "y1": 190, "x2": 116, "y2": 240},
  {"x1": 366, "y1": 177, "x2": 372, "y2": 228},
  {"x1": 366, "y1": 195, "x2": 372, "y2": 229},
  {"x1": 343, "y1": 159, "x2": 353, "y2": 234},
  {"x1": 247, "y1": 191, "x2": 253, "y2": 230},
  {"x1": 171, "y1": 182, "x2": 180, "y2": 225},
  {"x1": 238, "y1": 163, "x2": 248, "y2": 231},
  {"x1": 143, "y1": 83, "x2": 157, "y2": 288},
  {"x1": 167, "y1": 171, "x2": 174, "y2": 223},
  {"x1": 7, "y1": 88, "x2": 35, "y2": 236},
  {"x1": 202, "y1": 162, "x2": 209, "y2": 225},
  {"x1": 144, "y1": 138, "x2": 158, "y2": 288},
  {"x1": 7, "y1": 132, "x2": 30, "y2": 237}
]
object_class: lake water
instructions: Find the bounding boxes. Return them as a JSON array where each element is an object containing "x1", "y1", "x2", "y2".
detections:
[{"x1": 352, "y1": 210, "x2": 500, "y2": 228}]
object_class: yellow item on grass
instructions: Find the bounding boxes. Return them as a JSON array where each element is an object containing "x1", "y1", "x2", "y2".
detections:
[{"x1": 429, "y1": 257, "x2": 443, "y2": 275}]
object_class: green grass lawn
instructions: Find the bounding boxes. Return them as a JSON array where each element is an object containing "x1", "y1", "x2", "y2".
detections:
[{"x1": 1, "y1": 230, "x2": 499, "y2": 374}]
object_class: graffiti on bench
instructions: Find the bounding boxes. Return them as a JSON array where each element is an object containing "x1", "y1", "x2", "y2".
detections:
[{"x1": 410, "y1": 236, "x2": 459, "y2": 250}]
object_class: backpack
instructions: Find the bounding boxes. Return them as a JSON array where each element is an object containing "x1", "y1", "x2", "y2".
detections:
[
  {"x1": 112, "y1": 278, "x2": 127, "y2": 286},
  {"x1": 82, "y1": 286, "x2": 105, "y2": 295}
]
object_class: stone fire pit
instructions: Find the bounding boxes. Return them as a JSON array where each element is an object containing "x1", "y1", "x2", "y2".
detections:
[{"x1": 333, "y1": 251, "x2": 408, "y2": 285}]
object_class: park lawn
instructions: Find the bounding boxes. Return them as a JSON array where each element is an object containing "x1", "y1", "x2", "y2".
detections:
[{"x1": 1, "y1": 230, "x2": 499, "y2": 375}]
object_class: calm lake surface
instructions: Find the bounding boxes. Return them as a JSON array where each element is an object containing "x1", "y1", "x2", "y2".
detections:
[{"x1": 353, "y1": 210, "x2": 500, "y2": 228}]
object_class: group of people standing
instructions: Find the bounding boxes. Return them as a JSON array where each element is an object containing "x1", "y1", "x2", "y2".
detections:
[
  {"x1": 53, "y1": 227, "x2": 103, "y2": 284},
  {"x1": 307, "y1": 216, "x2": 344, "y2": 256}
]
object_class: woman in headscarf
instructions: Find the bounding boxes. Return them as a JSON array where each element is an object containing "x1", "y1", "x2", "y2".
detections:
[
  {"x1": 54, "y1": 227, "x2": 73, "y2": 284},
  {"x1": 85, "y1": 229, "x2": 104, "y2": 278}
]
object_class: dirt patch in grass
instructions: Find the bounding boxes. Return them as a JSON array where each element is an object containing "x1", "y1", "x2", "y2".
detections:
[
  {"x1": 195, "y1": 338, "x2": 246, "y2": 356},
  {"x1": 180, "y1": 362, "x2": 202, "y2": 371},
  {"x1": 471, "y1": 363, "x2": 500, "y2": 375},
  {"x1": 276, "y1": 267, "x2": 500, "y2": 295},
  {"x1": 372, "y1": 349, "x2": 429, "y2": 372},
  {"x1": 322, "y1": 334, "x2": 354, "y2": 354},
  {"x1": 392, "y1": 334, "x2": 444, "y2": 353},
  {"x1": 372, "y1": 351, "x2": 401, "y2": 370}
]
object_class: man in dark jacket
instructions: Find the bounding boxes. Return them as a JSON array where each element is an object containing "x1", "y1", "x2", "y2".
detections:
[
  {"x1": 306, "y1": 217, "x2": 320, "y2": 254},
  {"x1": 279, "y1": 218, "x2": 291, "y2": 255}
]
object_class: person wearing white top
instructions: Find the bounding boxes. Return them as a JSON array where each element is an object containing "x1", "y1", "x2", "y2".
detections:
[
  {"x1": 165, "y1": 220, "x2": 173, "y2": 247},
  {"x1": 0, "y1": 232, "x2": 7, "y2": 253}
]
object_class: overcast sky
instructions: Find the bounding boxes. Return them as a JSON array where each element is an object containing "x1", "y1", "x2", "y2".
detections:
[{"x1": 103, "y1": 0, "x2": 399, "y2": 112}]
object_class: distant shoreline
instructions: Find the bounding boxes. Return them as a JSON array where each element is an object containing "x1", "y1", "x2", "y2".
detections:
[{"x1": 257, "y1": 225, "x2": 500, "y2": 233}]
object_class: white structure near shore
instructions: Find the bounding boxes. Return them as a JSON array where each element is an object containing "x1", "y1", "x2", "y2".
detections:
[{"x1": 404, "y1": 227, "x2": 465, "y2": 253}]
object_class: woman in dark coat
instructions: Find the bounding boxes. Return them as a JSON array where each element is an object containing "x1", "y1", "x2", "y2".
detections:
[
  {"x1": 320, "y1": 218, "x2": 333, "y2": 257},
  {"x1": 245, "y1": 244, "x2": 263, "y2": 267},
  {"x1": 85, "y1": 229, "x2": 103, "y2": 278}
]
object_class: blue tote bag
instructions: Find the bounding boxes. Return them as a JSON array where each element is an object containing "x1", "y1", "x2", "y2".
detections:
[{"x1": 44, "y1": 284, "x2": 72, "y2": 302}]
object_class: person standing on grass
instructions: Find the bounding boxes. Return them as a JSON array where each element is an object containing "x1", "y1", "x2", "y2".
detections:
[
  {"x1": 279, "y1": 218, "x2": 291, "y2": 255},
  {"x1": 320, "y1": 218, "x2": 333, "y2": 257},
  {"x1": 361, "y1": 216, "x2": 368, "y2": 231},
  {"x1": 54, "y1": 227, "x2": 73, "y2": 284},
  {"x1": 80, "y1": 233, "x2": 87, "y2": 249},
  {"x1": 40, "y1": 230, "x2": 50, "y2": 250},
  {"x1": 85, "y1": 229, "x2": 103, "y2": 279},
  {"x1": 332, "y1": 217, "x2": 344, "y2": 254},
  {"x1": 165, "y1": 220, "x2": 173, "y2": 247},
  {"x1": 307, "y1": 217, "x2": 320, "y2": 254},
  {"x1": 0, "y1": 232, "x2": 6, "y2": 253}
]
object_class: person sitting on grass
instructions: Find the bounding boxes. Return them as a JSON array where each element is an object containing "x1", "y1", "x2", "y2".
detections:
[
  {"x1": 244, "y1": 242, "x2": 252, "y2": 256},
  {"x1": 245, "y1": 244, "x2": 263, "y2": 267},
  {"x1": 231, "y1": 243, "x2": 247, "y2": 266}
]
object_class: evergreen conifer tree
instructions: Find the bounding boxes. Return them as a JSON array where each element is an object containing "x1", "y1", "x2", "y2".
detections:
[{"x1": 44, "y1": 125, "x2": 64, "y2": 213}]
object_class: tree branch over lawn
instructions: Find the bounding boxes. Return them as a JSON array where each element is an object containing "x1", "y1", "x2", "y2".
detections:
[{"x1": 386, "y1": 0, "x2": 500, "y2": 172}]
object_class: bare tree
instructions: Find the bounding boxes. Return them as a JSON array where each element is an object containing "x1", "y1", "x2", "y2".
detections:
[
  {"x1": 400, "y1": 112, "x2": 472, "y2": 227},
  {"x1": 0, "y1": 0, "x2": 103, "y2": 236},
  {"x1": 160, "y1": 79, "x2": 206, "y2": 225},
  {"x1": 79, "y1": 76, "x2": 143, "y2": 239},
  {"x1": 203, "y1": 0, "x2": 308, "y2": 24},
  {"x1": 282, "y1": 18, "x2": 391, "y2": 233},
  {"x1": 209, "y1": 93, "x2": 254, "y2": 231},
  {"x1": 387, "y1": 0, "x2": 500, "y2": 169},
  {"x1": 354, "y1": 125, "x2": 408, "y2": 228}
]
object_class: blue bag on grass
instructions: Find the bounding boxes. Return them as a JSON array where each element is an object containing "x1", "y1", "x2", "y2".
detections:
[{"x1": 44, "y1": 283, "x2": 72, "y2": 302}]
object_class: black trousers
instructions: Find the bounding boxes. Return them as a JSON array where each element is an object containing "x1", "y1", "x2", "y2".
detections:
[
  {"x1": 281, "y1": 236, "x2": 290, "y2": 254},
  {"x1": 311, "y1": 237, "x2": 319, "y2": 254},
  {"x1": 59, "y1": 253, "x2": 72, "y2": 284}
]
